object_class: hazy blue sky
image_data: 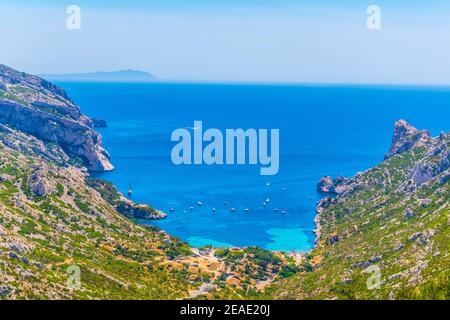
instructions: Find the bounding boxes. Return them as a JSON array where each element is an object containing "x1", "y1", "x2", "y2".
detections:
[{"x1": 1, "y1": 0, "x2": 450, "y2": 84}]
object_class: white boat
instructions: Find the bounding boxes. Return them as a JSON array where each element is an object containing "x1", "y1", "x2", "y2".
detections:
[
  {"x1": 127, "y1": 181, "x2": 133, "y2": 198},
  {"x1": 230, "y1": 208, "x2": 236, "y2": 212},
  {"x1": 197, "y1": 201, "x2": 203, "y2": 206}
]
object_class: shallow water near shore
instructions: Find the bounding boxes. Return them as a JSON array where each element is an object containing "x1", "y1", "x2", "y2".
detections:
[{"x1": 58, "y1": 82, "x2": 450, "y2": 251}]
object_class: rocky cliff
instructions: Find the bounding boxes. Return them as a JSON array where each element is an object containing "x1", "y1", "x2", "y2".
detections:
[
  {"x1": 317, "y1": 175, "x2": 354, "y2": 194},
  {"x1": 317, "y1": 120, "x2": 449, "y2": 199},
  {"x1": 385, "y1": 119, "x2": 433, "y2": 160},
  {"x1": 0, "y1": 64, "x2": 113, "y2": 172}
]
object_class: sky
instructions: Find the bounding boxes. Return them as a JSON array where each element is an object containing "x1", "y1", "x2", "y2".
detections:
[{"x1": 1, "y1": 0, "x2": 450, "y2": 84}]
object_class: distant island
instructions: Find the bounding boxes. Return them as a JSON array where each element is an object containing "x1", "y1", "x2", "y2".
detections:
[{"x1": 40, "y1": 69, "x2": 156, "y2": 83}]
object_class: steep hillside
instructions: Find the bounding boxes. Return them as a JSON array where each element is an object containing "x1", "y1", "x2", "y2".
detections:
[
  {"x1": 0, "y1": 64, "x2": 113, "y2": 172},
  {"x1": 0, "y1": 138, "x2": 195, "y2": 299},
  {"x1": 265, "y1": 121, "x2": 449, "y2": 299}
]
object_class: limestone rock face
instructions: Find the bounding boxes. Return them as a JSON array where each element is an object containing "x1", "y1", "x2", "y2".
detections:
[
  {"x1": 317, "y1": 175, "x2": 354, "y2": 194},
  {"x1": 317, "y1": 176, "x2": 334, "y2": 193},
  {"x1": 27, "y1": 165, "x2": 56, "y2": 196},
  {"x1": 412, "y1": 164, "x2": 436, "y2": 186},
  {"x1": 92, "y1": 118, "x2": 108, "y2": 128},
  {"x1": 0, "y1": 64, "x2": 113, "y2": 172},
  {"x1": 116, "y1": 201, "x2": 167, "y2": 220},
  {"x1": 0, "y1": 285, "x2": 13, "y2": 297},
  {"x1": 0, "y1": 124, "x2": 70, "y2": 165},
  {"x1": 411, "y1": 133, "x2": 449, "y2": 187},
  {"x1": 385, "y1": 119, "x2": 432, "y2": 160}
]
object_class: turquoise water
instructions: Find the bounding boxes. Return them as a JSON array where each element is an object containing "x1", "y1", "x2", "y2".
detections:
[{"x1": 58, "y1": 82, "x2": 450, "y2": 252}]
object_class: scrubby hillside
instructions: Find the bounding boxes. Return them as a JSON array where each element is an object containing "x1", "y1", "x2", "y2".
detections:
[
  {"x1": 265, "y1": 121, "x2": 449, "y2": 300},
  {"x1": 0, "y1": 137, "x2": 201, "y2": 299}
]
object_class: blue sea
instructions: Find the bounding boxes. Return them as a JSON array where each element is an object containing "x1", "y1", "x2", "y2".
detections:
[{"x1": 58, "y1": 82, "x2": 450, "y2": 252}]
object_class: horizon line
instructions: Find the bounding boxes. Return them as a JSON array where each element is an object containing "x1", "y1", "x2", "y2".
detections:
[{"x1": 44, "y1": 78, "x2": 450, "y2": 89}]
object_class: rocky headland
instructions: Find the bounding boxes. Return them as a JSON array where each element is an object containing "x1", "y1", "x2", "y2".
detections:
[
  {"x1": 0, "y1": 65, "x2": 168, "y2": 222},
  {"x1": 92, "y1": 118, "x2": 108, "y2": 128},
  {"x1": 0, "y1": 64, "x2": 113, "y2": 172}
]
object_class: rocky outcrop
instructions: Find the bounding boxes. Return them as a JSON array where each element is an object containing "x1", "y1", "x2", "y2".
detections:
[
  {"x1": 317, "y1": 176, "x2": 334, "y2": 193},
  {"x1": 92, "y1": 118, "x2": 108, "y2": 128},
  {"x1": 86, "y1": 178, "x2": 166, "y2": 220},
  {"x1": 27, "y1": 165, "x2": 56, "y2": 197},
  {"x1": 0, "y1": 124, "x2": 70, "y2": 165},
  {"x1": 116, "y1": 201, "x2": 167, "y2": 220},
  {"x1": 313, "y1": 121, "x2": 450, "y2": 193},
  {"x1": 314, "y1": 120, "x2": 449, "y2": 249},
  {"x1": 0, "y1": 64, "x2": 113, "y2": 172},
  {"x1": 385, "y1": 119, "x2": 432, "y2": 160},
  {"x1": 325, "y1": 232, "x2": 339, "y2": 245},
  {"x1": 317, "y1": 176, "x2": 354, "y2": 194},
  {"x1": 0, "y1": 100, "x2": 113, "y2": 171},
  {"x1": 410, "y1": 130, "x2": 449, "y2": 187},
  {"x1": 0, "y1": 285, "x2": 13, "y2": 297},
  {"x1": 411, "y1": 164, "x2": 436, "y2": 186}
]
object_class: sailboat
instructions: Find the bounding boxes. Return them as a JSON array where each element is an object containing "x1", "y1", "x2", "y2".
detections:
[
  {"x1": 127, "y1": 181, "x2": 133, "y2": 198},
  {"x1": 281, "y1": 186, "x2": 287, "y2": 215}
]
